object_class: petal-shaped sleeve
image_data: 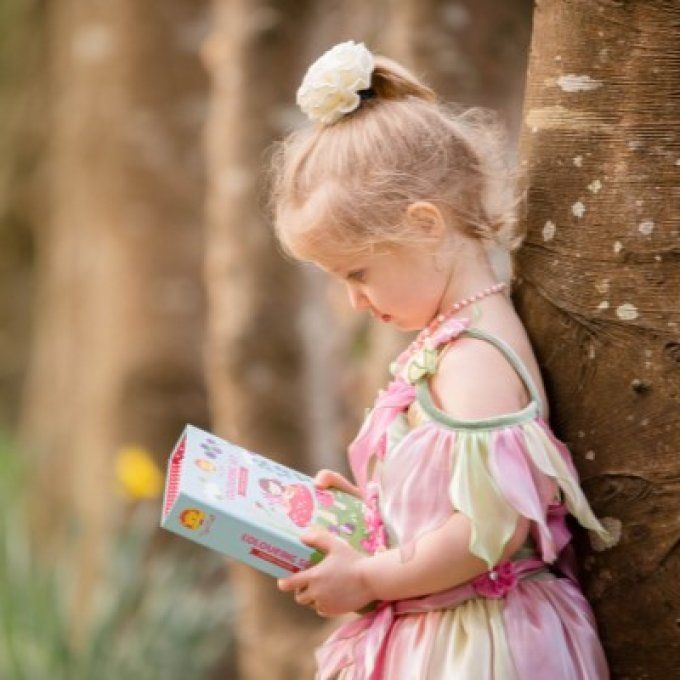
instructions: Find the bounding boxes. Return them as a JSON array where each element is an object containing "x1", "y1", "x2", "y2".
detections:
[
  {"x1": 452, "y1": 420, "x2": 616, "y2": 570},
  {"x1": 380, "y1": 423, "x2": 529, "y2": 570},
  {"x1": 378, "y1": 417, "x2": 616, "y2": 573},
  {"x1": 374, "y1": 306, "x2": 616, "y2": 572},
  {"x1": 450, "y1": 429, "x2": 525, "y2": 571}
]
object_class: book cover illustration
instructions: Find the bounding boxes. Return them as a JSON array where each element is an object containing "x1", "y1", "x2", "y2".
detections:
[{"x1": 160, "y1": 424, "x2": 375, "y2": 579}]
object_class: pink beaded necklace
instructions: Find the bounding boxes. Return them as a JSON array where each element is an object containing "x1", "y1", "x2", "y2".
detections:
[{"x1": 394, "y1": 280, "x2": 508, "y2": 368}]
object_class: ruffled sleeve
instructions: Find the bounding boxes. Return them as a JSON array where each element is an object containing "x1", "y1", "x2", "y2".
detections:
[
  {"x1": 377, "y1": 417, "x2": 617, "y2": 572},
  {"x1": 460, "y1": 419, "x2": 616, "y2": 570}
]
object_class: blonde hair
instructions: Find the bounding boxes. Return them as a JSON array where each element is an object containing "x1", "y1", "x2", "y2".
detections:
[{"x1": 264, "y1": 52, "x2": 526, "y2": 271}]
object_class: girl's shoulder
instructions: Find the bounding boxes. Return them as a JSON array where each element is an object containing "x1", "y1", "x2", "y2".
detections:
[{"x1": 430, "y1": 331, "x2": 538, "y2": 422}]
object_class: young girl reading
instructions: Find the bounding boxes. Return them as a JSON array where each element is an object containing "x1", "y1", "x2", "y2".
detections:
[{"x1": 269, "y1": 40, "x2": 615, "y2": 680}]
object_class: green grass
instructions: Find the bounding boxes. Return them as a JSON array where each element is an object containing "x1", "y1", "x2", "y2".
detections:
[{"x1": 0, "y1": 430, "x2": 237, "y2": 680}]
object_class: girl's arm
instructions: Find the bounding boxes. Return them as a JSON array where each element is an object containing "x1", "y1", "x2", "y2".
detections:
[{"x1": 358, "y1": 513, "x2": 530, "y2": 602}]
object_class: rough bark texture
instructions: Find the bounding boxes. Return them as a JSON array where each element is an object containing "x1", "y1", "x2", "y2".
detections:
[
  {"x1": 18, "y1": 0, "x2": 210, "y2": 647},
  {"x1": 515, "y1": 1, "x2": 679, "y2": 676}
]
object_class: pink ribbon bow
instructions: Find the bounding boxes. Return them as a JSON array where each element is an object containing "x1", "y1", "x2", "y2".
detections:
[
  {"x1": 471, "y1": 560, "x2": 518, "y2": 598},
  {"x1": 348, "y1": 377, "x2": 416, "y2": 498}
]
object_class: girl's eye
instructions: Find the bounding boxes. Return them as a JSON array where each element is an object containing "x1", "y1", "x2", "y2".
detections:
[{"x1": 348, "y1": 269, "x2": 366, "y2": 282}]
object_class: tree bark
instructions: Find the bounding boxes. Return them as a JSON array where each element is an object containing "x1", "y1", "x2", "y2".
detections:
[
  {"x1": 18, "y1": 0, "x2": 210, "y2": 648},
  {"x1": 515, "y1": 1, "x2": 679, "y2": 676}
]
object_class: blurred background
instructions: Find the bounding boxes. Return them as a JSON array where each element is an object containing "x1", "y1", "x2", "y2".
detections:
[
  {"x1": 0, "y1": 1, "x2": 533, "y2": 676},
  {"x1": 1, "y1": 0, "x2": 676, "y2": 678}
]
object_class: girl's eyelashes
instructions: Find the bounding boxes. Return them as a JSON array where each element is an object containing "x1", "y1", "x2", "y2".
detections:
[{"x1": 348, "y1": 269, "x2": 366, "y2": 282}]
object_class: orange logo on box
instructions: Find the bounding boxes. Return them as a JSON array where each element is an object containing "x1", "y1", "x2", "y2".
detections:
[
  {"x1": 195, "y1": 458, "x2": 217, "y2": 473},
  {"x1": 179, "y1": 507, "x2": 206, "y2": 530}
]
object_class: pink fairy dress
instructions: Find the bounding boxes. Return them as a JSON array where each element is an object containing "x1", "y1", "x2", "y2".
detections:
[{"x1": 314, "y1": 311, "x2": 614, "y2": 680}]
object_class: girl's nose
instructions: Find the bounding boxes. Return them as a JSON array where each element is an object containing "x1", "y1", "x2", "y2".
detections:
[{"x1": 346, "y1": 284, "x2": 370, "y2": 311}]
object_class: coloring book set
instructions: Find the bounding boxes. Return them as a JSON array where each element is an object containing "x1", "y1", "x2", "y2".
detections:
[{"x1": 160, "y1": 424, "x2": 373, "y2": 578}]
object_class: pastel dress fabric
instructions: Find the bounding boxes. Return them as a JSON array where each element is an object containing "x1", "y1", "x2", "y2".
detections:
[{"x1": 314, "y1": 313, "x2": 614, "y2": 680}]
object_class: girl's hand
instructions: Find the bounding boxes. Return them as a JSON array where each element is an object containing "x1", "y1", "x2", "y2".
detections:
[
  {"x1": 277, "y1": 526, "x2": 375, "y2": 617},
  {"x1": 314, "y1": 469, "x2": 362, "y2": 499}
]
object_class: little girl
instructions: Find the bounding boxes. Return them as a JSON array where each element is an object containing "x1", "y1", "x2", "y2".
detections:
[{"x1": 271, "y1": 40, "x2": 615, "y2": 680}]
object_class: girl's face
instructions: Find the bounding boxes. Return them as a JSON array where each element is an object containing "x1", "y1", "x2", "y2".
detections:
[{"x1": 319, "y1": 243, "x2": 452, "y2": 332}]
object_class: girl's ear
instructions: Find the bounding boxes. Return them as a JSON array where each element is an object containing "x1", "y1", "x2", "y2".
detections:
[{"x1": 405, "y1": 201, "x2": 447, "y2": 239}]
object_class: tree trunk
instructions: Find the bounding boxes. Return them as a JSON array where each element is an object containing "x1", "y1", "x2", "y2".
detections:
[
  {"x1": 18, "y1": 0, "x2": 210, "y2": 648},
  {"x1": 387, "y1": 0, "x2": 533, "y2": 137},
  {"x1": 202, "y1": 2, "x2": 330, "y2": 678},
  {"x1": 0, "y1": 0, "x2": 46, "y2": 432},
  {"x1": 515, "y1": 1, "x2": 679, "y2": 676}
]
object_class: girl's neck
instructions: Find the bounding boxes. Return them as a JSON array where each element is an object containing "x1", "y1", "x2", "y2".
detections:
[{"x1": 430, "y1": 244, "x2": 510, "y2": 325}]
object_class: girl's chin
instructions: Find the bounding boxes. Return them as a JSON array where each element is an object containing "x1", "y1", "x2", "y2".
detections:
[
  {"x1": 390, "y1": 317, "x2": 416, "y2": 331},
  {"x1": 396, "y1": 318, "x2": 426, "y2": 332}
]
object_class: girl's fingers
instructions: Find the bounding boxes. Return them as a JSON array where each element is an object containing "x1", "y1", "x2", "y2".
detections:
[
  {"x1": 313, "y1": 469, "x2": 335, "y2": 487},
  {"x1": 280, "y1": 578, "x2": 309, "y2": 601},
  {"x1": 300, "y1": 528, "x2": 336, "y2": 554},
  {"x1": 294, "y1": 587, "x2": 314, "y2": 606},
  {"x1": 278, "y1": 576, "x2": 301, "y2": 591},
  {"x1": 314, "y1": 470, "x2": 361, "y2": 498}
]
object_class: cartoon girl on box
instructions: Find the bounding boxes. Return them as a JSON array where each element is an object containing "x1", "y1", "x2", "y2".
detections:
[{"x1": 258, "y1": 478, "x2": 334, "y2": 528}]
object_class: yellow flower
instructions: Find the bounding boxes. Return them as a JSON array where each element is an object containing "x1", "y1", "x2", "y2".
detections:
[{"x1": 115, "y1": 445, "x2": 163, "y2": 500}]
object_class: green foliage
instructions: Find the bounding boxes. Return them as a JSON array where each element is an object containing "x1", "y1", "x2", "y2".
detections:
[{"x1": 0, "y1": 431, "x2": 237, "y2": 680}]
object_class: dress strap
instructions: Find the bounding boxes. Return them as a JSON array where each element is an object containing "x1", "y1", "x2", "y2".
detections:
[{"x1": 456, "y1": 327, "x2": 545, "y2": 416}]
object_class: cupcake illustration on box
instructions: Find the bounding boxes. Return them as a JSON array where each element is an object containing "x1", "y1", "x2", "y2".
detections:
[{"x1": 160, "y1": 424, "x2": 374, "y2": 578}]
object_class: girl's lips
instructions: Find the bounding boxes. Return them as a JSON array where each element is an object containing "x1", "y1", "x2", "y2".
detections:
[{"x1": 370, "y1": 310, "x2": 391, "y2": 322}]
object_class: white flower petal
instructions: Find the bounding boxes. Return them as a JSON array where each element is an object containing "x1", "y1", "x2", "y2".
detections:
[{"x1": 296, "y1": 40, "x2": 374, "y2": 124}]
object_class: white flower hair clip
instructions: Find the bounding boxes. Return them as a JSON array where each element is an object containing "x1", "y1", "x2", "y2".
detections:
[{"x1": 296, "y1": 40, "x2": 375, "y2": 125}]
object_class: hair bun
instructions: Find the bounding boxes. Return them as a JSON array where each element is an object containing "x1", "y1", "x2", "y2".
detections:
[{"x1": 369, "y1": 58, "x2": 437, "y2": 104}]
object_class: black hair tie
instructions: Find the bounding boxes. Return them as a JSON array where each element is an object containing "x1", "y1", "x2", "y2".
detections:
[{"x1": 358, "y1": 87, "x2": 376, "y2": 100}]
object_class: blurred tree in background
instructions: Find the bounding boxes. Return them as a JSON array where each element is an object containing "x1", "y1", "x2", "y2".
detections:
[
  {"x1": 0, "y1": 0, "x2": 43, "y2": 433},
  {"x1": 1, "y1": 0, "x2": 237, "y2": 676},
  {"x1": 17, "y1": 0, "x2": 211, "y2": 649}
]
